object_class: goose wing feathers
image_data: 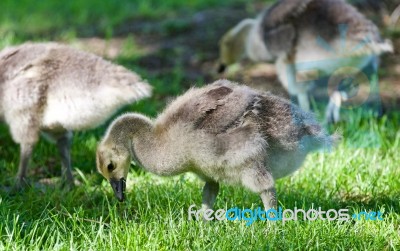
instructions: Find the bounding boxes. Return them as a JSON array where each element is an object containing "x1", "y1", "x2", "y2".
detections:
[
  {"x1": 156, "y1": 80, "x2": 258, "y2": 134},
  {"x1": 155, "y1": 79, "x2": 333, "y2": 154}
]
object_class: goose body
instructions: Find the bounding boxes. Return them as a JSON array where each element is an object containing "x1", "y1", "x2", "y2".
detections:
[
  {"x1": 219, "y1": 0, "x2": 393, "y2": 123},
  {"x1": 0, "y1": 42, "x2": 152, "y2": 187},
  {"x1": 97, "y1": 80, "x2": 336, "y2": 210}
]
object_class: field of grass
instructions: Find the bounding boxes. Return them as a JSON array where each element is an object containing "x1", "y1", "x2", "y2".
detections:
[{"x1": 0, "y1": 0, "x2": 399, "y2": 250}]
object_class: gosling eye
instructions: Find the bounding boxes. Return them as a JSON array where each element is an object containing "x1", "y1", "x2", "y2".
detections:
[{"x1": 107, "y1": 163, "x2": 115, "y2": 172}]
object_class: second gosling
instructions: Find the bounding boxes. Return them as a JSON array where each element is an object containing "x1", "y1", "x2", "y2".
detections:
[{"x1": 97, "y1": 80, "x2": 337, "y2": 210}]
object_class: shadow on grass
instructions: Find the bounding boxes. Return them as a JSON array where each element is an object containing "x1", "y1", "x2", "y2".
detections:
[{"x1": 1, "y1": 177, "x2": 398, "y2": 227}]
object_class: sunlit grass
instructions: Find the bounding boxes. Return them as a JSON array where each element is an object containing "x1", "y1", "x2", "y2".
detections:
[
  {"x1": 1, "y1": 102, "x2": 399, "y2": 250},
  {"x1": 1, "y1": 0, "x2": 399, "y2": 249}
]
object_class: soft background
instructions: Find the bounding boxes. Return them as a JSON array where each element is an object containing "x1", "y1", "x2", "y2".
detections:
[{"x1": 0, "y1": 0, "x2": 399, "y2": 250}]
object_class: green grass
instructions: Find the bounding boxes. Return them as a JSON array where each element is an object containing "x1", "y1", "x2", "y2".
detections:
[
  {"x1": 0, "y1": 112, "x2": 399, "y2": 250},
  {"x1": 1, "y1": 0, "x2": 400, "y2": 250},
  {"x1": 0, "y1": 0, "x2": 250, "y2": 43}
]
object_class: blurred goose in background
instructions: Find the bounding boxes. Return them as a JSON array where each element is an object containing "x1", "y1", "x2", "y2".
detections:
[
  {"x1": 97, "y1": 80, "x2": 337, "y2": 210},
  {"x1": 351, "y1": 0, "x2": 400, "y2": 26},
  {"x1": 0, "y1": 42, "x2": 152, "y2": 188},
  {"x1": 218, "y1": 0, "x2": 393, "y2": 123}
]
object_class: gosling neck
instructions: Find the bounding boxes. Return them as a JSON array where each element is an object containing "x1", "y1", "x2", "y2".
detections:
[
  {"x1": 246, "y1": 16, "x2": 273, "y2": 62},
  {"x1": 107, "y1": 113, "x2": 182, "y2": 176},
  {"x1": 110, "y1": 114, "x2": 164, "y2": 174},
  {"x1": 228, "y1": 19, "x2": 254, "y2": 63},
  {"x1": 105, "y1": 113, "x2": 153, "y2": 151}
]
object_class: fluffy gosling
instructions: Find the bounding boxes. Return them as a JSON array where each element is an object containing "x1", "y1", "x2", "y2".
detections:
[
  {"x1": 0, "y1": 42, "x2": 152, "y2": 188},
  {"x1": 97, "y1": 80, "x2": 336, "y2": 210},
  {"x1": 218, "y1": 0, "x2": 393, "y2": 123}
]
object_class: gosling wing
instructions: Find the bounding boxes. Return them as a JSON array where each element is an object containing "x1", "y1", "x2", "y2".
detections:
[{"x1": 156, "y1": 80, "x2": 257, "y2": 135}]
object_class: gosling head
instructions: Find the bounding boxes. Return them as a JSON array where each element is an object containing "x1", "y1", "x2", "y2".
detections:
[
  {"x1": 96, "y1": 113, "x2": 152, "y2": 202},
  {"x1": 218, "y1": 19, "x2": 255, "y2": 73},
  {"x1": 96, "y1": 142, "x2": 130, "y2": 202}
]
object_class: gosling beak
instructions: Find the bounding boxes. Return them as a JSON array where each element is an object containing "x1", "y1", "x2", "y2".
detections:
[
  {"x1": 217, "y1": 64, "x2": 226, "y2": 73},
  {"x1": 110, "y1": 178, "x2": 126, "y2": 202}
]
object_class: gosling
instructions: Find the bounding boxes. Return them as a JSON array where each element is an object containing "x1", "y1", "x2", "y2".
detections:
[
  {"x1": 97, "y1": 80, "x2": 336, "y2": 210},
  {"x1": 218, "y1": 0, "x2": 393, "y2": 123},
  {"x1": 0, "y1": 42, "x2": 152, "y2": 188}
]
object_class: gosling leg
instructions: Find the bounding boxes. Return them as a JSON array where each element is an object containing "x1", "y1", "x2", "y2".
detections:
[
  {"x1": 241, "y1": 163, "x2": 277, "y2": 210},
  {"x1": 325, "y1": 90, "x2": 346, "y2": 124},
  {"x1": 15, "y1": 143, "x2": 34, "y2": 189},
  {"x1": 297, "y1": 91, "x2": 310, "y2": 112},
  {"x1": 201, "y1": 181, "x2": 219, "y2": 211},
  {"x1": 260, "y1": 187, "x2": 277, "y2": 211},
  {"x1": 56, "y1": 131, "x2": 74, "y2": 187}
]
